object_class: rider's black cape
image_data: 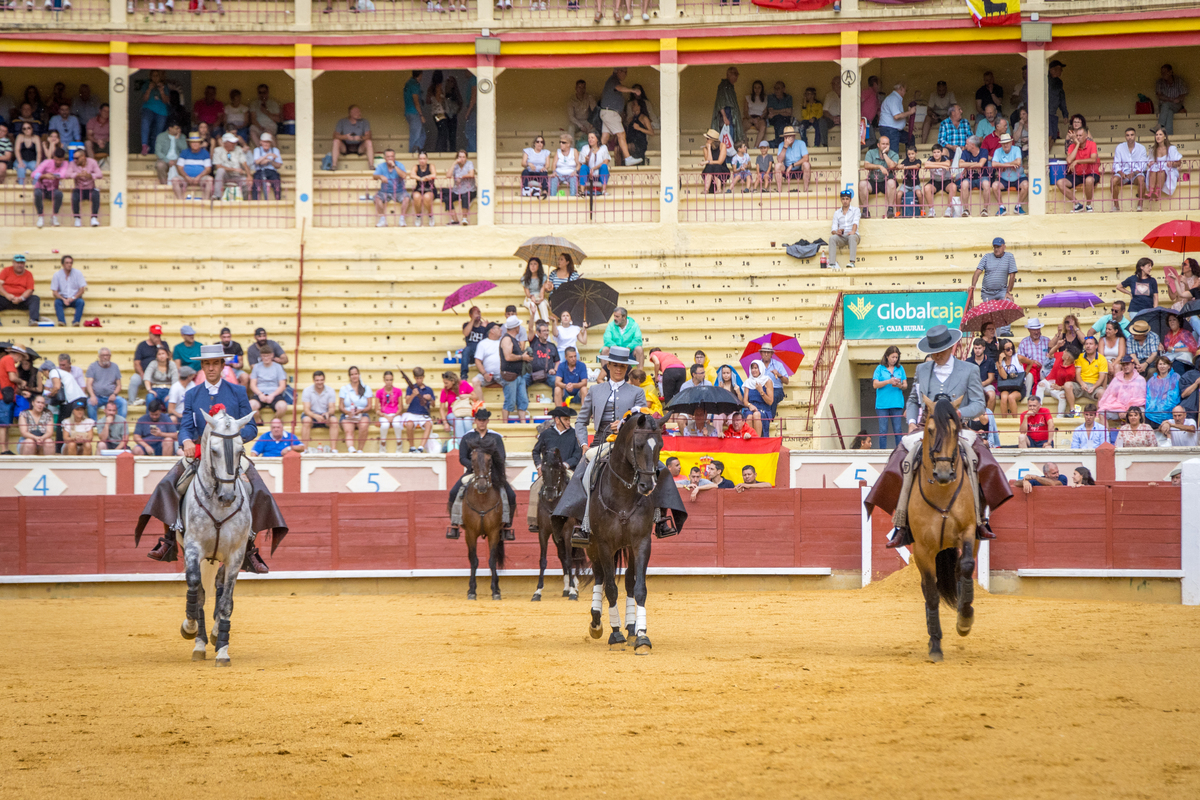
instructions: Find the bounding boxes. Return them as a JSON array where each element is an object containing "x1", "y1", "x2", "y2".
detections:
[{"x1": 552, "y1": 460, "x2": 689, "y2": 533}]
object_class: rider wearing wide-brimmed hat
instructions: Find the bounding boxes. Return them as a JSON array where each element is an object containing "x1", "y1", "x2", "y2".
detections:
[
  {"x1": 864, "y1": 324, "x2": 1013, "y2": 548},
  {"x1": 445, "y1": 407, "x2": 518, "y2": 541},
  {"x1": 135, "y1": 343, "x2": 287, "y2": 573},
  {"x1": 527, "y1": 405, "x2": 582, "y2": 534}
]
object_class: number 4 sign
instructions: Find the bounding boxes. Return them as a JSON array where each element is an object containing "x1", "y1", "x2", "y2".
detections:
[{"x1": 15, "y1": 468, "x2": 68, "y2": 497}]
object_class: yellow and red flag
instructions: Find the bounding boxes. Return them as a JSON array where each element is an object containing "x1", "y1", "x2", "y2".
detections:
[
  {"x1": 966, "y1": 0, "x2": 1019, "y2": 27},
  {"x1": 662, "y1": 437, "x2": 783, "y2": 486}
]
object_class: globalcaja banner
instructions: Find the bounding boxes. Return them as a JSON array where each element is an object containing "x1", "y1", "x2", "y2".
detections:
[{"x1": 842, "y1": 291, "x2": 968, "y2": 340}]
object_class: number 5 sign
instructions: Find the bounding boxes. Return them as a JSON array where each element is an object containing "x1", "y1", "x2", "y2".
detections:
[{"x1": 346, "y1": 467, "x2": 400, "y2": 493}]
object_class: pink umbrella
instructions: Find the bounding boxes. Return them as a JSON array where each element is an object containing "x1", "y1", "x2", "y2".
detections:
[
  {"x1": 960, "y1": 298, "x2": 1024, "y2": 333},
  {"x1": 740, "y1": 332, "x2": 805, "y2": 376},
  {"x1": 443, "y1": 280, "x2": 497, "y2": 312}
]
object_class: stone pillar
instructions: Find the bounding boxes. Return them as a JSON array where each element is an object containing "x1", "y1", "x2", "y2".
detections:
[
  {"x1": 110, "y1": 0, "x2": 125, "y2": 25},
  {"x1": 108, "y1": 42, "x2": 129, "y2": 229},
  {"x1": 658, "y1": 40, "x2": 681, "y2": 230},
  {"x1": 839, "y1": 32, "x2": 861, "y2": 206},
  {"x1": 294, "y1": 0, "x2": 312, "y2": 28},
  {"x1": 293, "y1": 45, "x2": 315, "y2": 230},
  {"x1": 475, "y1": 60, "x2": 498, "y2": 226},
  {"x1": 1026, "y1": 46, "x2": 1049, "y2": 216}
]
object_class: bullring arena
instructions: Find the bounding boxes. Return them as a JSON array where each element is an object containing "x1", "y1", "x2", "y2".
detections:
[{"x1": 3, "y1": 0, "x2": 1200, "y2": 794}]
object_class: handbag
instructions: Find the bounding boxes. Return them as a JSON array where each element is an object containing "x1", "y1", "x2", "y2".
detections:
[{"x1": 1, "y1": 386, "x2": 13, "y2": 405}]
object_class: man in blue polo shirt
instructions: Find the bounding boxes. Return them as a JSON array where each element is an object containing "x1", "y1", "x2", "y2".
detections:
[
  {"x1": 989, "y1": 133, "x2": 1028, "y2": 216},
  {"x1": 252, "y1": 417, "x2": 305, "y2": 457},
  {"x1": 773, "y1": 125, "x2": 811, "y2": 193},
  {"x1": 373, "y1": 148, "x2": 411, "y2": 228},
  {"x1": 553, "y1": 345, "x2": 589, "y2": 407},
  {"x1": 170, "y1": 132, "x2": 213, "y2": 199}
]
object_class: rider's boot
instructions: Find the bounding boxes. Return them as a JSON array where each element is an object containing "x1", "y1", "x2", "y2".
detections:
[
  {"x1": 241, "y1": 542, "x2": 270, "y2": 573},
  {"x1": 887, "y1": 444, "x2": 918, "y2": 549},
  {"x1": 653, "y1": 512, "x2": 678, "y2": 539},
  {"x1": 975, "y1": 519, "x2": 996, "y2": 540},
  {"x1": 571, "y1": 524, "x2": 590, "y2": 546},
  {"x1": 886, "y1": 526, "x2": 915, "y2": 549},
  {"x1": 148, "y1": 530, "x2": 179, "y2": 562},
  {"x1": 445, "y1": 523, "x2": 461, "y2": 539},
  {"x1": 502, "y1": 523, "x2": 516, "y2": 542}
]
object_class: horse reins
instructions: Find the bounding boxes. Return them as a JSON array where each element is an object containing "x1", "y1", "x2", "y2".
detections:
[
  {"x1": 916, "y1": 444, "x2": 969, "y2": 551},
  {"x1": 465, "y1": 452, "x2": 501, "y2": 519},
  {"x1": 194, "y1": 427, "x2": 248, "y2": 563},
  {"x1": 596, "y1": 433, "x2": 658, "y2": 525}
]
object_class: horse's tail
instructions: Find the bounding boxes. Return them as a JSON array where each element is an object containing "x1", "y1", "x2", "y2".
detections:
[
  {"x1": 495, "y1": 536, "x2": 506, "y2": 570},
  {"x1": 935, "y1": 548, "x2": 959, "y2": 608}
]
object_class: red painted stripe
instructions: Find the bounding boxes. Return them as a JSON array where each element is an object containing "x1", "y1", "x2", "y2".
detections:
[
  {"x1": 861, "y1": 38, "x2": 1026, "y2": 59},
  {"x1": 1053, "y1": 30, "x2": 1200, "y2": 52},
  {"x1": 128, "y1": 56, "x2": 295, "y2": 71},
  {"x1": 681, "y1": 47, "x2": 842, "y2": 66},
  {"x1": 0, "y1": 53, "x2": 106, "y2": 69},
  {"x1": 495, "y1": 52, "x2": 659, "y2": 69},
  {"x1": 313, "y1": 56, "x2": 477, "y2": 72}
]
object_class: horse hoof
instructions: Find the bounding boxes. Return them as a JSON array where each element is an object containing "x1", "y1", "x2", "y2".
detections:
[
  {"x1": 192, "y1": 649, "x2": 206, "y2": 661},
  {"x1": 957, "y1": 620, "x2": 974, "y2": 637},
  {"x1": 531, "y1": 594, "x2": 541, "y2": 602},
  {"x1": 589, "y1": 624, "x2": 603, "y2": 640},
  {"x1": 608, "y1": 629, "x2": 626, "y2": 649},
  {"x1": 569, "y1": 593, "x2": 579, "y2": 601},
  {"x1": 492, "y1": 593, "x2": 501, "y2": 601},
  {"x1": 215, "y1": 657, "x2": 231, "y2": 667},
  {"x1": 467, "y1": 592, "x2": 477, "y2": 600},
  {"x1": 634, "y1": 635, "x2": 652, "y2": 655},
  {"x1": 928, "y1": 650, "x2": 944, "y2": 663},
  {"x1": 562, "y1": 590, "x2": 571, "y2": 597},
  {"x1": 626, "y1": 624, "x2": 636, "y2": 641},
  {"x1": 181, "y1": 622, "x2": 197, "y2": 639}
]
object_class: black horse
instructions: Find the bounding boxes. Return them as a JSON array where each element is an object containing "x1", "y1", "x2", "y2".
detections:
[
  {"x1": 451, "y1": 444, "x2": 506, "y2": 601},
  {"x1": 531, "y1": 448, "x2": 581, "y2": 602},
  {"x1": 581, "y1": 411, "x2": 665, "y2": 655}
]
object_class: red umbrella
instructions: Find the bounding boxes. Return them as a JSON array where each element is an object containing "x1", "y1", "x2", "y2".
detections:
[
  {"x1": 960, "y1": 299, "x2": 1024, "y2": 333},
  {"x1": 1142, "y1": 220, "x2": 1200, "y2": 254},
  {"x1": 442, "y1": 280, "x2": 497, "y2": 312},
  {"x1": 739, "y1": 332, "x2": 804, "y2": 376}
]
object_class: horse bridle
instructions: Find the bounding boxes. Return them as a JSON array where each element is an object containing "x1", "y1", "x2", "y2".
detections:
[
  {"x1": 596, "y1": 431, "x2": 659, "y2": 526},
  {"x1": 465, "y1": 454, "x2": 501, "y2": 519},
  {"x1": 917, "y1": 395, "x2": 967, "y2": 550},
  {"x1": 193, "y1": 426, "x2": 247, "y2": 564}
]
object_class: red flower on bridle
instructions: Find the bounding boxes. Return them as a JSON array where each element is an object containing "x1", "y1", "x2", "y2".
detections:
[{"x1": 209, "y1": 403, "x2": 226, "y2": 416}]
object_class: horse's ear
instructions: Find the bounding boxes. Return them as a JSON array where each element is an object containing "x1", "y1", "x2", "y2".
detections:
[
  {"x1": 922, "y1": 395, "x2": 935, "y2": 417},
  {"x1": 952, "y1": 395, "x2": 963, "y2": 408},
  {"x1": 200, "y1": 409, "x2": 215, "y2": 427},
  {"x1": 233, "y1": 412, "x2": 255, "y2": 429}
]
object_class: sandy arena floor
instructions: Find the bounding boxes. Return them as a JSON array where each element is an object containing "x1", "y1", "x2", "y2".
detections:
[{"x1": 2, "y1": 568, "x2": 1198, "y2": 798}]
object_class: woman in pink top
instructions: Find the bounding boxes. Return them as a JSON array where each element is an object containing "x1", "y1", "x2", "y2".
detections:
[
  {"x1": 440, "y1": 371, "x2": 480, "y2": 440},
  {"x1": 1097, "y1": 355, "x2": 1148, "y2": 427},
  {"x1": 648, "y1": 347, "x2": 687, "y2": 404},
  {"x1": 31, "y1": 145, "x2": 71, "y2": 228},
  {"x1": 375, "y1": 371, "x2": 404, "y2": 453},
  {"x1": 66, "y1": 148, "x2": 104, "y2": 228}
]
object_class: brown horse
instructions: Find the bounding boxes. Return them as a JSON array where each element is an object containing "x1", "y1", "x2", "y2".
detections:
[
  {"x1": 531, "y1": 448, "x2": 581, "y2": 602},
  {"x1": 908, "y1": 396, "x2": 978, "y2": 663},
  {"x1": 458, "y1": 445, "x2": 506, "y2": 600}
]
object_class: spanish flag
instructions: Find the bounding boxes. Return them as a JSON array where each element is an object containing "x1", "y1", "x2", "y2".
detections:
[{"x1": 662, "y1": 437, "x2": 783, "y2": 486}]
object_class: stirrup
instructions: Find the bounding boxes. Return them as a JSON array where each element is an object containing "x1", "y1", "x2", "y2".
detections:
[
  {"x1": 886, "y1": 526, "x2": 914, "y2": 549},
  {"x1": 241, "y1": 544, "x2": 269, "y2": 574},
  {"x1": 445, "y1": 524, "x2": 461, "y2": 540},
  {"x1": 976, "y1": 521, "x2": 996, "y2": 540},
  {"x1": 527, "y1": 522, "x2": 540, "y2": 533},
  {"x1": 570, "y1": 525, "x2": 590, "y2": 546},
  {"x1": 502, "y1": 525, "x2": 515, "y2": 542},
  {"x1": 653, "y1": 518, "x2": 678, "y2": 539},
  {"x1": 147, "y1": 535, "x2": 178, "y2": 562}
]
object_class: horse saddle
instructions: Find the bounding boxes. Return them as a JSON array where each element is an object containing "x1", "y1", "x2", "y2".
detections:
[
  {"x1": 588, "y1": 456, "x2": 610, "y2": 493},
  {"x1": 175, "y1": 458, "x2": 199, "y2": 496}
]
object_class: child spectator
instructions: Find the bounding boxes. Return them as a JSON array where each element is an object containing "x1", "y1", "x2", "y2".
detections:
[
  {"x1": 753, "y1": 140, "x2": 773, "y2": 192},
  {"x1": 629, "y1": 367, "x2": 662, "y2": 416},
  {"x1": 729, "y1": 142, "x2": 752, "y2": 193},
  {"x1": 401, "y1": 367, "x2": 435, "y2": 453},
  {"x1": 923, "y1": 142, "x2": 956, "y2": 216},
  {"x1": 375, "y1": 370, "x2": 404, "y2": 453}
]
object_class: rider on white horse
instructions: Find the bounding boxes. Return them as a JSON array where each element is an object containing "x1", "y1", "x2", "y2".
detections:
[{"x1": 136, "y1": 343, "x2": 287, "y2": 572}]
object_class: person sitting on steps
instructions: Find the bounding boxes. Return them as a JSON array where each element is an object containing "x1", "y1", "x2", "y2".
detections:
[
  {"x1": 445, "y1": 408, "x2": 518, "y2": 542},
  {"x1": 864, "y1": 324, "x2": 1014, "y2": 549}
]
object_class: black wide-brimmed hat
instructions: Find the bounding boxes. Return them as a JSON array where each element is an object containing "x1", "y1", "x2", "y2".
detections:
[
  {"x1": 549, "y1": 406, "x2": 577, "y2": 418},
  {"x1": 474, "y1": 408, "x2": 492, "y2": 420},
  {"x1": 916, "y1": 324, "x2": 963, "y2": 354}
]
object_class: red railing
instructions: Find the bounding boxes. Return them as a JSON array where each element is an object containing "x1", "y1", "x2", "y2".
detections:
[
  {"x1": 0, "y1": 180, "x2": 110, "y2": 228},
  {"x1": 857, "y1": 164, "x2": 1025, "y2": 219},
  {"x1": 804, "y1": 290, "x2": 844, "y2": 442},
  {"x1": 1046, "y1": 158, "x2": 1200, "y2": 214},
  {"x1": 492, "y1": 0, "x2": 657, "y2": 23},
  {"x1": 127, "y1": 178, "x2": 295, "y2": 228},
  {"x1": 495, "y1": 170, "x2": 658, "y2": 225},
  {"x1": 315, "y1": 0, "x2": 472, "y2": 26},
  {"x1": 126, "y1": 0, "x2": 293, "y2": 26},
  {"x1": 1, "y1": 0, "x2": 108, "y2": 24},
  {"x1": 313, "y1": 175, "x2": 470, "y2": 228},
  {"x1": 680, "y1": 167, "x2": 839, "y2": 222}
]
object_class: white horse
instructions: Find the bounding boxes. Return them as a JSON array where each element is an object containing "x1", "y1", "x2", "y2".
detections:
[{"x1": 179, "y1": 408, "x2": 256, "y2": 667}]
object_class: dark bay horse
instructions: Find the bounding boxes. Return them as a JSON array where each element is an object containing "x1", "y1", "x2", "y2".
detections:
[
  {"x1": 909, "y1": 396, "x2": 978, "y2": 663},
  {"x1": 532, "y1": 448, "x2": 581, "y2": 602},
  {"x1": 582, "y1": 411, "x2": 663, "y2": 655},
  {"x1": 455, "y1": 445, "x2": 506, "y2": 601}
]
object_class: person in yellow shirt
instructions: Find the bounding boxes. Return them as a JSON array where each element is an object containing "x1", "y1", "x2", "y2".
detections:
[
  {"x1": 1072, "y1": 335, "x2": 1110, "y2": 408},
  {"x1": 629, "y1": 367, "x2": 662, "y2": 416},
  {"x1": 797, "y1": 86, "x2": 825, "y2": 147}
]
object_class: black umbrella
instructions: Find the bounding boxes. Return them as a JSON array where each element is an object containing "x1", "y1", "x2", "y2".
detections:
[
  {"x1": 665, "y1": 385, "x2": 744, "y2": 416},
  {"x1": 549, "y1": 278, "x2": 619, "y2": 327},
  {"x1": 1129, "y1": 306, "x2": 1179, "y2": 342}
]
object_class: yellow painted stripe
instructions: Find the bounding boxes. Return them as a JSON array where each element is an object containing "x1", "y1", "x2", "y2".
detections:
[
  {"x1": 860, "y1": 27, "x2": 1020, "y2": 45},
  {"x1": 128, "y1": 44, "x2": 296, "y2": 57},
  {"x1": 679, "y1": 34, "x2": 840, "y2": 52},
  {"x1": 0, "y1": 41, "x2": 108, "y2": 55},
  {"x1": 1054, "y1": 18, "x2": 1200, "y2": 38},
  {"x1": 502, "y1": 40, "x2": 659, "y2": 55},
  {"x1": 312, "y1": 43, "x2": 475, "y2": 57}
]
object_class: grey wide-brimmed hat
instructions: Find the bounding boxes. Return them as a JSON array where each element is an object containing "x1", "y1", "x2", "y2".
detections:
[
  {"x1": 198, "y1": 343, "x2": 236, "y2": 362},
  {"x1": 601, "y1": 345, "x2": 638, "y2": 366},
  {"x1": 916, "y1": 324, "x2": 963, "y2": 354}
]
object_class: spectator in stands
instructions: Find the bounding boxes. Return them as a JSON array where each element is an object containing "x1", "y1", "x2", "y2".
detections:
[
  {"x1": 519, "y1": 135, "x2": 550, "y2": 197},
  {"x1": 520, "y1": 257, "x2": 550, "y2": 327},
  {"x1": 551, "y1": 307, "x2": 585, "y2": 353},
  {"x1": 13, "y1": 122, "x2": 38, "y2": 186},
  {"x1": 130, "y1": 398, "x2": 177, "y2": 456},
  {"x1": 968, "y1": 337, "x2": 998, "y2": 411},
  {"x1": 15, "y1": 394, "x2": 52, "y2": 456},
  {"x1": 0, "y1": 123, "x2": 15, "y2": 183},
  {"x1": 1146, "y1": 355, "x2": 1181, "y2": 426},
  {"x1": 828, "y1": 189, "x2": 859, "y2": 270},
  {"x1": 1119, "y1": 259, "x2": 1160, "y2": 318},
  {"x1": 566, "y1": 79, "x2": 597, "y2": 140},
  {"x1": 858, "y1": 134, "x2": 898, "y2": 219},
  {"x1": 339, "y1": 365, "x2": 372, "y2": 453},
  {"x1": 408, "y1": 150, "x2": 437, "y2": 227},
  {"x1": 877, "y1": 83, "x2": 915, "y2": 150},
  {"x1": 705, "y1": 460, "x2": 735, "y2": 489},
  {"x1": 1091, "y1": 301, "x2": 1130, "y2": 336},
  {"x1": 1074, "y1": 336, "x2": 1108, "y2": 408},
  {"x1": 996, "y1": 340, "x2": 1025, "y2": 417},
  {"x1": 896, "y1": 145, "x2": 925, "y2": 216},
  {"x1": 330, "y1": 105, "x2": 373, "y2": 170},
  {"x1": 774, "y1": 126, "x2": 811, "y2": 193},
  {"x1": 625, "y1": 98, "x2": 654, "y2": 163},
  {"x1": 921, "y1": 142, "x2": 955, "y2": 216},
  {"x1": 873, "y1": 345, "x2": 907, "y2": 449},
  {"x1": 31, "y1": 146, "x2": 69, "y2": 228},
  {"x1": 172, "y1": 325, "x2": 202, "y2": 373},
  {"x1": 710, "y1": 364, "x2": 744, "y2": 430},
  {"x1": 954, "y1": 136, "x2": 991, "y2": 216},
  {"x1": 554, "y1": 345, "x2": 589, "y2": 407},
  {"x1": 766, "y1": 81, "x2": 794, "y2": 146},
  {"x1": 249, "y1": 84, "x2": 281, "y2": 144},
  {"x1": 126, "y1": 324, "x2": 166, "y2": 405},
  {"x1": 447, "y1": 149, "x2": 476, "y2": 225},
  {"x1": 744, "y1": 79, "x2": 768, "y2": 148},
  {"x1": 602, "y1": 306, "x2": 643, "y2": 366},
  {"x1": 711, "y1": 67, "x2": 743, "y2": 148},
  {"x1": 1115, "y1": 406, "x2": 1157, "y2": 448},
  {"x1": 975, "y1": 71, "x2": 1003, "y2": 116},
  {"x1": 549, "y1": 134, "x2": 580, "y2": 198},
  {"x1": 0, "y1": 254, "x2": 39, "y2": 325},
  {"x1": 64, "y1": 148, "x2": 102, "y2": 227},
  {"x1": 1016, "y1": 317, "x2": 1048, "y2": 392},
  {"x1": 47, "y1": 103, "x2": 79, "y2": 144},
  {"x1": 401, "y1": 368, "x2": 436, "y2": 453},
  {"x1": 250, "y1": 132, "x2": 282, "y2": 201},
  {"x1": 752, "y1": 139, "x2": 773, "y2": 192},
  {"x1": 744, "y1": 360, "x2": 774, "y2": 436},
  {"x1": 153, "y1": 119, "x2": 184, "y2": 185},
  {"x1": 0, "y1": 343, "x2": 19, "y2": 453},
  {"x1": 170, "y1": 132, "x2": 213, "y2": 200},
  {"x1": 372, "y1": 148, "x2": 410, "y2": 228},
  {"x1": 252, "y1": 417, "x2": 304, "y2": 457},
  {"x1": 725, "y1": 413, "x2": 757, "y2": 441},
  {"x1": 139, "y1": 71, "x2": 171, "y2": 156},
  {"x1": 700, "y1": 129, "x2": 729, "y2": 194},
  {"x1": 974, "y1": 104, "x2": 998, "y2": 140},
  {"x1": 59, "y1": 400, "x2": 94, "y2": 456},
  {"x1": 735, "y1": 465, "x2": 770, "y2": 492},
  {"x1": 599, "y1": 69, "x2": 642, "y2": 167},
  {"x1": 937, "y1": 104, "x2": 972, "y2": 150},
  {"x1": 667, "y1": 457, "x2": 685, "y2": 487},
  {"x1": 649, "y1": 348, "x2": 687, "y2": 404},
  {"x1": 1069, "y1": 406, "x2": 1105, "y2": 449},
  {"x1": 797, "y1": 86, "x2": 824, "y2": 147},
  {"x1": 861, "y1": 76, "x2": 881, "y2": 128},
  {"x1": 460, "y1": 307, "x2": 489, "y2": 381},
  {"x1": 83, "y1": 347, "x2": 123, "y2": 420},
  {"x1": 577, "y1": 131, "x2": 612, "y2": 198},
  {"x1": 1047, "y1": 60, "x2": 1068, "y2": 150},
  {"x1": 1126, "y1": 318, "x2": 1163, "y2": 375},
  {"x1": 50, "y1": 259, "x2": 88, "y2": 334},
  {"x1": 1038, "y1": 348, "x2": 1076, "y2": 415},
  {"x1": 528, "y1": 321, "x2": 560, "y2": 395},
  {"x1": 1111, "y1": 128, "x2": 1148, "y2": 213},
  {"x1": 41, "y1": 358, "x2": 85, "y2": 435},
  {"x1": 678, "y1": 363, "x2": 709, "y2": 394},
  {"x1": 165, "y1": 365, "x2": 192, "y2": 418},
  {"x1": 499, "y1": 315, "x2": 531, "y2": 423},
  {"x1": 1164, "y1": 313, "x2": 1197, "y2": 356},
  {"x1": 224, "y1": 89, "x2": 250, "y2": 142},
  {"x1": 247, "y1": 327, "x2": 288, "y2": 367},
  {"x1": 972, "y1": 237, "x2": 1017, "y2": 334},
  {"x1": 374, "y1": 371, "x2": 403, "y2": 452},
  {"x1": 59, "y1": 353, "x2": 83, "y2": 387},
  {"x1": 473, "y1": 322, "x2": 503, "y2": 387},
  {"x1": 1021, "y1": 463, "x2": 1067, "y2": 493},
  {"x1": 683, "y1": 466, "x2": 716, "y2": 500},
  {"x1": 989, "y1": 134, "x2": 1027, "y2": 216},
  {"x1": 1055, "y1": 126, "x2": 1099, "y2": 213},
  {"x1": 1157, "y1": 405, "x2": 1197, "y2": 446},
  {"x1": 1154, "y1": 64, "x2": 1189, "y2": 136},
  {"x1": 249, "y1": 348, "x2": 292, "y2": 423},
  {"x1": 1146, "y1": 128, "x2": 1183, "y2": 204},
  {"x1": 401, "y1": 71, "x2": 426, "y2": 153},
  {"x1": 682, "y1": 407, "x2": 719, "y2": 438},
  {"x1": 300, "y1": 370, "x2": 337, "y2": 449},
  {"x1": 212, "y1": 132, "x2": 251, "y2": 201},
  {"x1": 921, "y1": 81, "x2": 955, "y2": 143},
  {"x1": 1098, "y1": 355, "x2": 1147, "y2": 427},
  {"x1": 1019, "y1": 395, "x2": 1055, "y2": 449},
  {"x1": 192, "y1": 85, "x2": 224, "y2": 130}
]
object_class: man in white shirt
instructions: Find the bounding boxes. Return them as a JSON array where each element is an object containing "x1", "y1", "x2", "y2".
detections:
[
  {"x1": 1069, "y1": 407, "x2": 1106, "y2": 449},
  {"x1": 821, "y1": 76, "x2": 841, "y2": 138},
  {"x1": 829, "y1": 189, "x2": 860, "y2": 270},
  {"x1": 877, "y1": 82, "x2": 915, "y2": 150},
  {"x1": 472, "y1": 323, "x2": 504, "y2": 387},
  {"x1": 1158, "y1": 405, "x2": 1198, "y2": 446},
  {"x1": 1110, "y1": 127, "x2": 1148, "y2": 212},
  {"x1": 167, "y1": 367, "x2": 196, "y2": 418}
]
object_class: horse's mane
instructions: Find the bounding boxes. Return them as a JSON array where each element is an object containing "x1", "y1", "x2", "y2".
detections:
[
  {"x1": 615, "y1": 411, "x2": 660, "y2": 447},
  {"x1": 929, "y1": 398, "x2": 960, "y2": 454}
]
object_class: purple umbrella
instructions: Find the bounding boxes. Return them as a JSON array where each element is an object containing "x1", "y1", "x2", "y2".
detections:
[
  {"x1": 443, "y1": 280, "x2": 497, "y2": 312},
  {"x1": 1037, "y1": 290, "x2": 1104, "y2": 309}
]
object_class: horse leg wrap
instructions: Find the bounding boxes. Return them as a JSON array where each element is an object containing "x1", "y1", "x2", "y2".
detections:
[
  {"x1": 216, "y1": 619, "x2": 231, "y2": 652},
  {"x1": 186, "y1": 589, "x2": 199, "y2": 620},
  {"x1": 891, "y1": 444, "x2": 921, "y2": 528},
  {"x1": 925, "y1": 605, "x2": 942, "y2": 640}
]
